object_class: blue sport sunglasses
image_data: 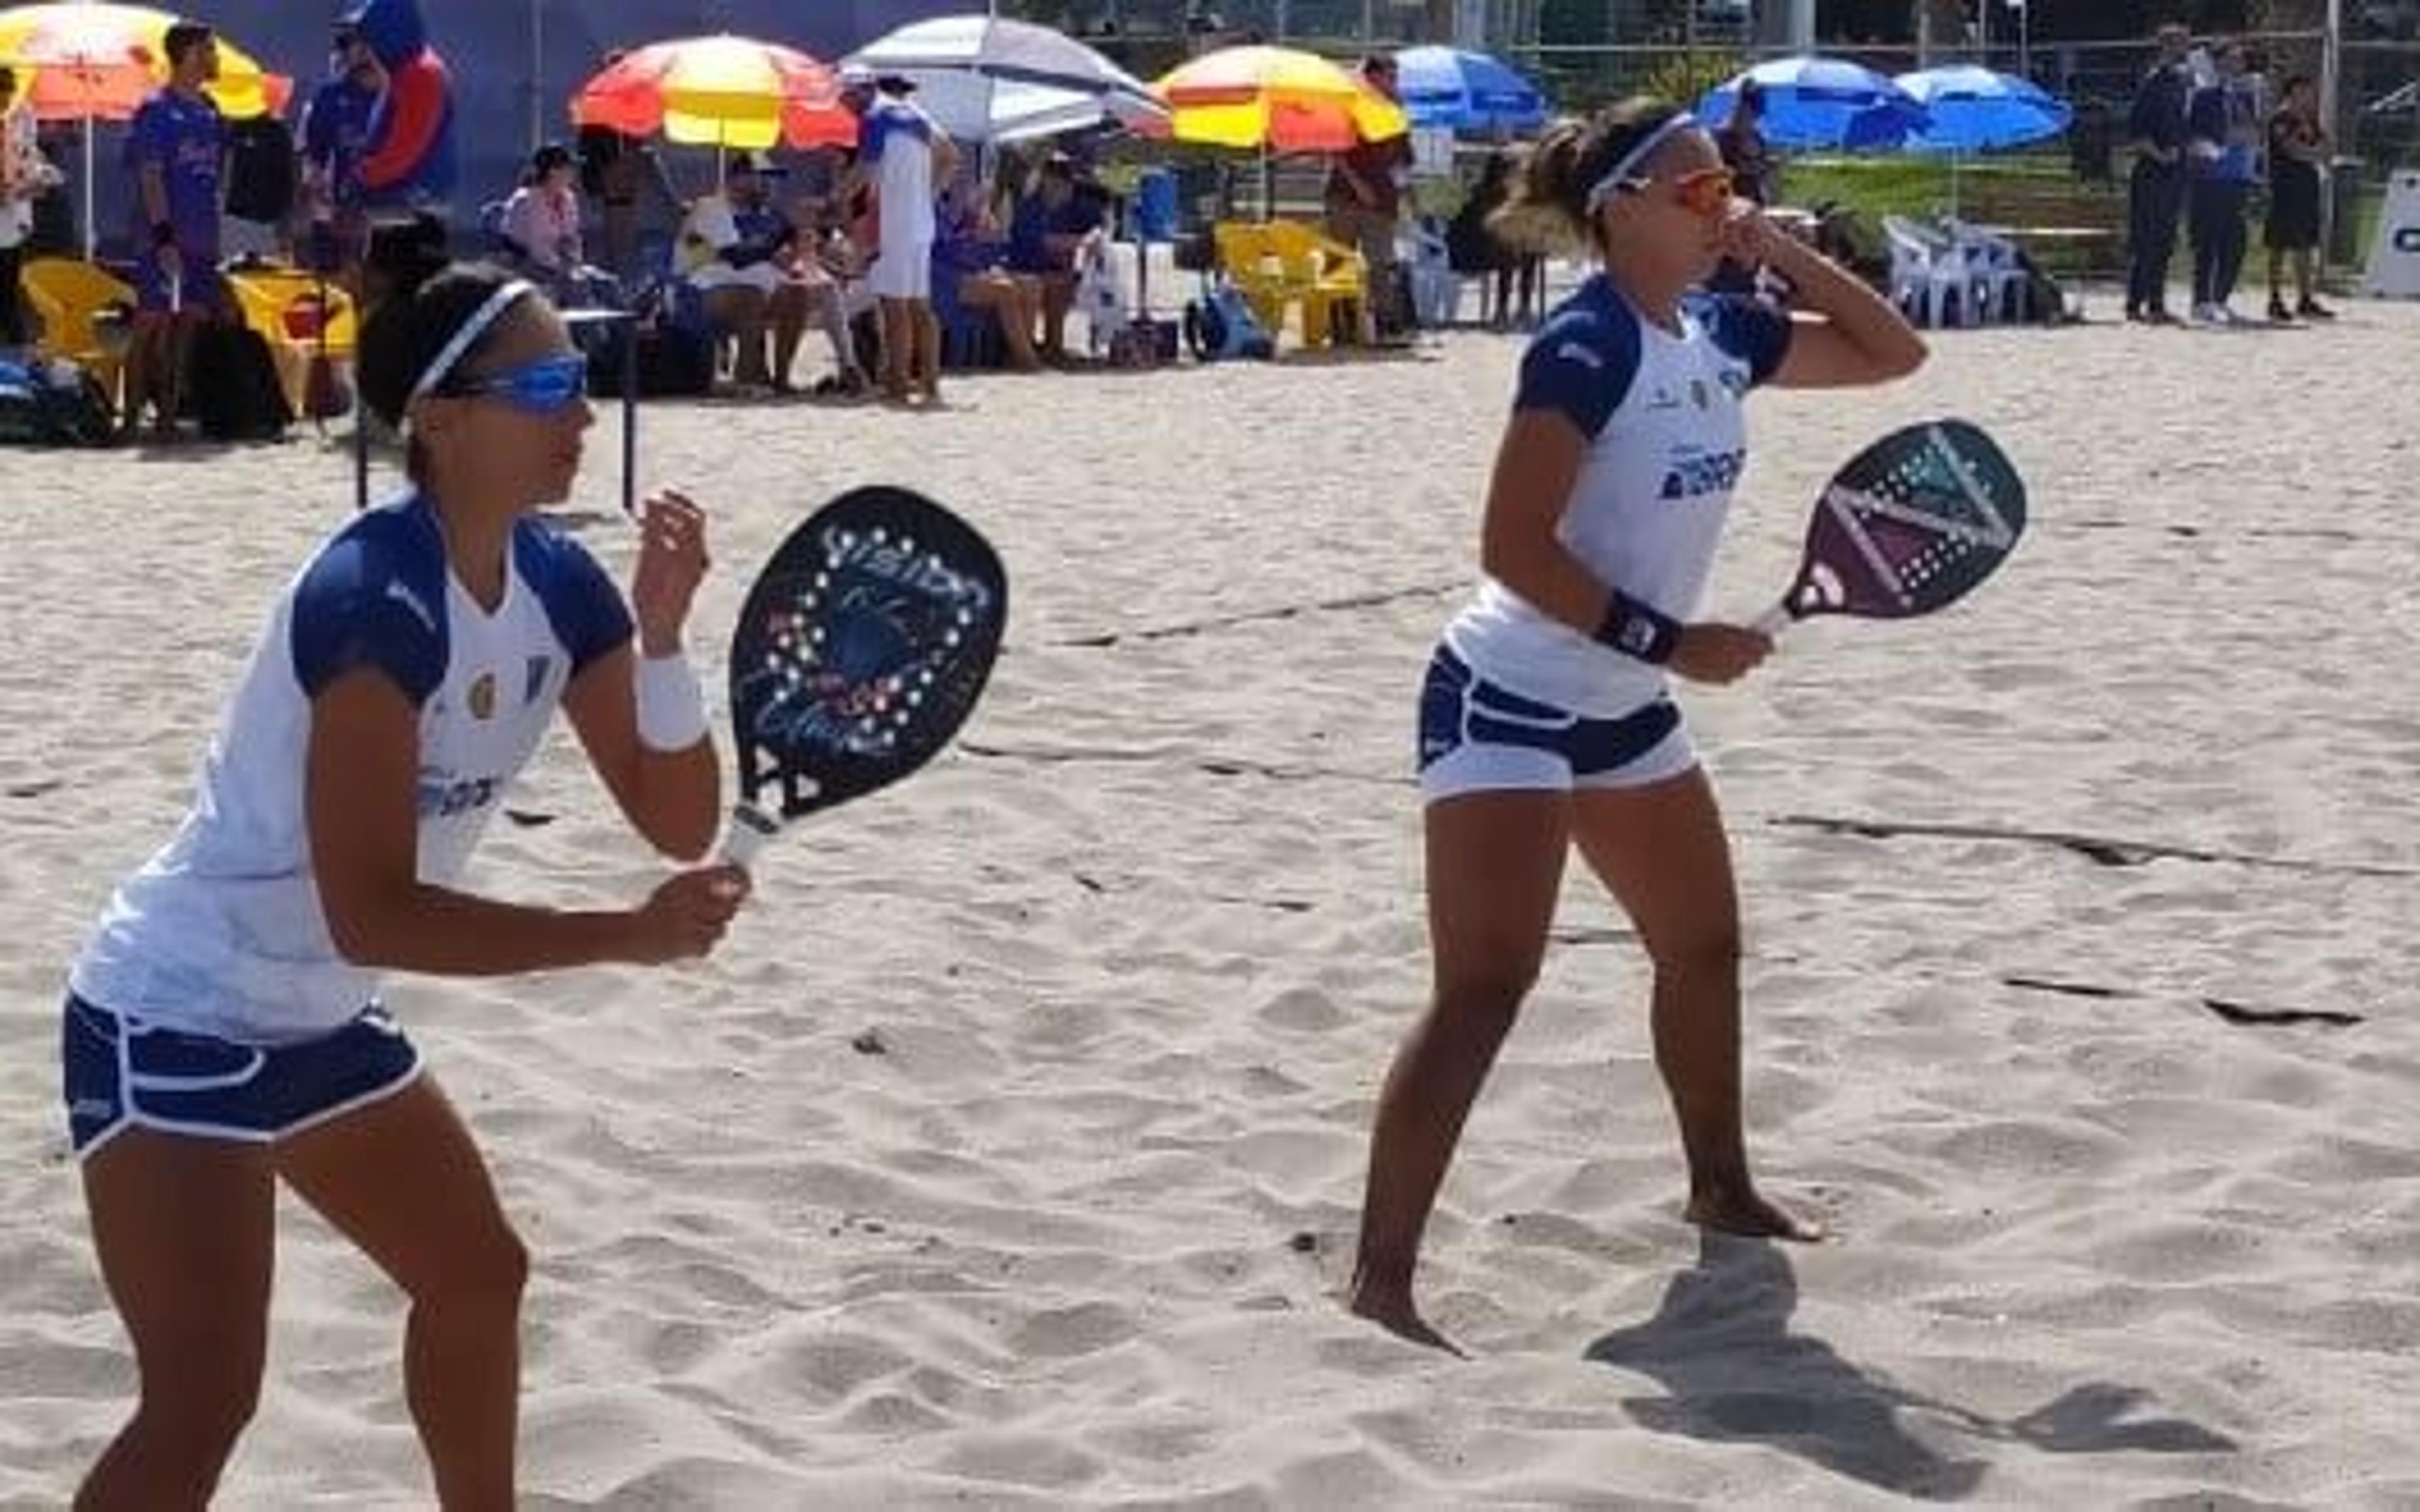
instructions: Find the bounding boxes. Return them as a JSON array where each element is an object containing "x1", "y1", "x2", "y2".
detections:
[{"x1": 447, "y1": 352, "x2": 589, "y2": 414}]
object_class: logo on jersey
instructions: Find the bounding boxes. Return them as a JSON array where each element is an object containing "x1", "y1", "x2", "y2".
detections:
[
  {"x1": 417, "y1": 770, "x2": 504, "y2": 820},
  {"x1": 1553, "y1": 340, "x2": 1605, "y2": 370},
  {"x1": 383, "y1": 578, "x2": 436, "y2": 633},
  {"x1": 1659, "y1": 449, "x2": 1747, "y2": 500},
  {"x1": 1690, "y1": 378, "x2": 1710, "y2": 410},
  {"x1": 467, "y1": 673, "x2": 497, "y2": 721},
  {"x1": 522, "y1": 655, "x2": 551, "y2": 705},
  {"x1": 1715, "y1": 364, "x2": 1751, "y2": 399}
]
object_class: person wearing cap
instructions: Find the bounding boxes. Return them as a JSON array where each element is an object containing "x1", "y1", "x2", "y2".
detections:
[
  {"x1": 679, "y1": 154, "x2": 859, "y2": 394},
  {"x1": 1325, "y1": 54, "x2": 1415, "y2": 343},
  {"x1": 840, "y1": 65, "x2": 958, "y2": 404},
  {"x1": 299, "y1": 21, "x2": 383, "y2": 289}
]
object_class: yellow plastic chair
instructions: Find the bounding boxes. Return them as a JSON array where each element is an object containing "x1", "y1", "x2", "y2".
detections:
[
  {"x1": 19, "y1": 256, "x2": 135, "y2": 404},
  {"x1": 1262, "y1": 220, "x2": 1366, "y2": 348},
  {"x1": 223, "y1": 261, "x2": 359, "y2": 416},
  {"x1": 1211, "y1": 220, "x2": 1298, "y2": 345}
]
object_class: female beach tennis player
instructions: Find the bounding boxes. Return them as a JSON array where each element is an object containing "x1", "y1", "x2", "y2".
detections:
[
  {"x1": 1350, "y1": 98, "x2": 1928, "y2": 1351},
  {"x1": 59, "y1": 257, "x2": 749, "y2": 1508}
]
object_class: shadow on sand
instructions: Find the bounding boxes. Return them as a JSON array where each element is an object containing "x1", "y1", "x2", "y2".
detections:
[{"x1": 1585, "y1": 1234, "x2": 2235, "y2": 1501}]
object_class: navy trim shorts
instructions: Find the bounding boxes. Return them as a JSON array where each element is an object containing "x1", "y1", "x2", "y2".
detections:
[
  {"x1": 1416, "y1": 643, "x2": 1697, "y2": 800},
  {"x1": 60, "y1": 994, "x2": 422, "y2": 1160}
]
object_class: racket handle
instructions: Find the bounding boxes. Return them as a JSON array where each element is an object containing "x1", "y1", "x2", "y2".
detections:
[
  {"x1": 1753, "y1": 602, "x2": 1793, "y2": 638},
  {"x1": 720, "y1": 803, "x2": 780, "y2": 869}
]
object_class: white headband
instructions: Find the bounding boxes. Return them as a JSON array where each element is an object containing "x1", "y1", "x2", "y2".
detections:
[
  {"x1": 408, "y1": 278, "x2": 536, "y2": 401},
  {"x1": 1582, "y1": 112, "x2": 1700, "y2": 215}
]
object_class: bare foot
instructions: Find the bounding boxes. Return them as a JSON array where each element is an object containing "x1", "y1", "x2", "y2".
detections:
[
  {"x1": 1345, "y1": 1285, "x2": 1467, "y2": 1356},
  {"x1": 1686, "y1": 1184, "x2": 1825, "y2": 1242}
]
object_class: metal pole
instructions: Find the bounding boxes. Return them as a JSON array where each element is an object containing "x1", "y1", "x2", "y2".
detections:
[
  {"x1": 529, "y1": 0, "x2": 543, "y2": 154},
  {"x1": 2320, "y1": 0, "x2": 2342, "y2": 275}
]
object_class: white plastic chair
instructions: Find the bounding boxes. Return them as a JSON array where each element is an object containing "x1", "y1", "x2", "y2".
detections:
[
  {"x1": 1881, "y1": 214, "x2": 1972, "y2": 328},
  {"x1": 1402, "y1": 217, "x2": 1460, "y2": 329},
  {"x1": 1942, "y1": 217, "x2": 2028, "y2": 324}
]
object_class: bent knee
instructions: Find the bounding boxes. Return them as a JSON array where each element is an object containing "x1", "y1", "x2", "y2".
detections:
[
  {"x1": 410, "y1": 1223, "x2": 529, "y2": 1312},
  {"x1": 1432, "y1": 970, "x2": 1539, "y2": 1032},
  {"x1": 1647, "y1": 928, "x2": 1742, "y2": 980}
]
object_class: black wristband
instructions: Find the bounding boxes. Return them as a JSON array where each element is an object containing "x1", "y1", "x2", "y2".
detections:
[
  {"x1": 1594, "y1": 591, "x2": 1681, "y2": 665},
  {"x1": 150, "y1": 221, "x2": 178, "y2": 249}
]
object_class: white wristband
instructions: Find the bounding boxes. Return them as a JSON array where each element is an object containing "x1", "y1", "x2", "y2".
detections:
[{"x1": 634, "y1": 652, "x2": 709, "y2": 752}]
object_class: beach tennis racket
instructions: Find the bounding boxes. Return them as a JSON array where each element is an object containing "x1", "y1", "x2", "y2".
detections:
[
  {"x1": 719, "y1": 486, "x2": 1007, "y2": 866},
  {"x1": 1754, "y1": 419, "x2": 2025, "y2": 637}
]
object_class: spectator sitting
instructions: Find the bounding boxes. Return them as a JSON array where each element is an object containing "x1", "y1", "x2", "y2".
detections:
[
  {"x1": 497, "y1": 142, "x2": 587, "y2": 297},
  {"x1": 1005, "y1": 151, "x2": 1108, "y2": 360},
  {"x1": 677, "y1": 153, "x2": 858, "y2": 393},
  {"x1": 936, "y1": 185, "x2": 1044, "y2": 372}
]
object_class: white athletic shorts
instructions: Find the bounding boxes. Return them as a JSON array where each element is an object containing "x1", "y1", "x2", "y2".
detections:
[{"x1": 1416, "y1": 643, "x2": 1698, "y2": 802}]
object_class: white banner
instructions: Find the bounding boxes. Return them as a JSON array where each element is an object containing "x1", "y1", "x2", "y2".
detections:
[{"x1": 2362, "y1": 169, "x2": 2420, "y2": 298}]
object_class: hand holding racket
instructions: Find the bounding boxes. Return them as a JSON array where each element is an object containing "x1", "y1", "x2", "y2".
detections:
[
  {"x1": 1754, "y1": 419, "x2": 2026, "y2": 639},
  {"x1": 718, "y1": 486, "x2": 1008, "y2": 867}
]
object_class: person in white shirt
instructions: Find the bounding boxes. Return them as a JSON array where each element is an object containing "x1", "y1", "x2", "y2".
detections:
[
  {"x1": 1347, "y1": 97, "x2": 1927, "y2": 1353},
  {"x1": 59, "y1": 255, "x2": 749, "y2": 1506},
  {"x1": 839, "y1": 63, "x2": 957, "y2": 406},
  {"x1": 497, "y1": 141, "x2": 585, "y2": 293},
  {"x1": 1, "y1": 66, "x2": 64, "y2": 349}
]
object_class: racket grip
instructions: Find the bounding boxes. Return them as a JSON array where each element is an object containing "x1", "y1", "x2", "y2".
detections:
[
  {"x1": 1752, "y1": 602, "x2": 1793, "y2": 638},
  {"x1": 720, "y1": 803, "x2": 780, "y2": 869}
]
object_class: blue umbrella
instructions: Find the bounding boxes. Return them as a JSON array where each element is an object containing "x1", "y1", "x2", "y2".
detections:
[
  {"x1": 1697, "y1": 55, "x2": 1928, "y2": 151},
  {"x1": 1393, "y1": 45, "x2": 1548, "y2": 135},
  {"x1": 1894, "y1": 66, "x2": 2072, "y2": 153}
]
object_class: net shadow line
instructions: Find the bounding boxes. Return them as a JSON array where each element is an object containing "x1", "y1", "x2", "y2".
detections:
[{"x1": 1771, "y1": 813, "x2": 2420, "y2": 881}]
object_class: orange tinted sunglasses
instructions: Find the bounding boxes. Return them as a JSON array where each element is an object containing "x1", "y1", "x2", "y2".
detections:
[{"x1": 1621, "y1": 167, "x2": 1736, "y2": 215}]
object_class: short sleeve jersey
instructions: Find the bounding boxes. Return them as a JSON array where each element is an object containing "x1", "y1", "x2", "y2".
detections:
[
  {"x1": 1444, "y1": 273, "x2": 1792, "y2": 717},
  {"x1": 127, "y1": 87, "x2": 224, "y2": 256},
  {"x1": 863, "y1": 96, "x2": 938, "y2": 251},
  {"x1": 69, "y1": 495, "x2": 632, "y2": 1043}
]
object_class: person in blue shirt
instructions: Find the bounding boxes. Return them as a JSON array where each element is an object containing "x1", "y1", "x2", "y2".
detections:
[
  {"x1": 1346, "y1": 96, "x2": 1925, "y2": 1354},
  {"x1": 60, "y1": 254, "x2": 749, "y2": 1506},
  {"x1": 1006, "y1": 152, "x2": 1107, "y2": 360},
  {"x1": 299, "y1": 20, "x2": 383, "y2": 285},
  {"x1": 2186, "y1": 40, "x2": 2263, "y2": 324},
  {"x1": 122, "y1": 21, "x2": 228, "y2": 438}
]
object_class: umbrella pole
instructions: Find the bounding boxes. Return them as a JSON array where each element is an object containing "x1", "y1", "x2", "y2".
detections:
[{"x1": 82, "y1": 116, "x2": 95, "y2": 261}]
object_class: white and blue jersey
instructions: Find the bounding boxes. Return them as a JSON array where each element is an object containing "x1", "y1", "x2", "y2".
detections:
[
  {"x1": 69, "y1": 495, "x2": 631, "y2": 1044},
  {"x1": 1444, "y1": 273, "x2": 1791, "y2": 718}
]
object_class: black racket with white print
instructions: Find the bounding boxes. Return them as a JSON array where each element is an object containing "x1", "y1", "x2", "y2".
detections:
[
  {"x1": 1754, "y1": 420, "x2": 2026, "y2": 637},
  {"x1": 720, "y1": 487, "x2": 1006, "y2": 864}
]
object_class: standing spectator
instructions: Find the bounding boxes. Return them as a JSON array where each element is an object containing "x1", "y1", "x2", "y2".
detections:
[
  {"x1": 1715, "y1": 80, "x2": 1774, "y2": 205},
  {"x1": 2, "y1": 66, "x2": 63, "y2": 352},
  {"x1": 2186, "y1": 40, "x2": 2261, "y2": 326},
  {"x1": 841, "y1": 65, "x2": 956, "y2": 407},
  {"x1": 124, "y1": 21, "x2": 230, "y2": 439},
  {"x1": 2264, "y1": 72, "x2": 2334, "y2": 323},
  {"x1": 2124, "y1": 22, "x2": 2193, "y2": 324},
  {"x1": 1006, "y1": 152, "x2": 1107, "y2": 361},
  {"x1": 1448, "y1": 144, "x2": 1541, "y2": 331},
  {"x1": 1325, "y1": 54, "x2": 1414, "y2": 343},
  {"x1": 578, "y1": 54, "x2": 661, "y2": 282},
  {"x1": 299, "y1": 21, "x2": 383, "y2": 290}
]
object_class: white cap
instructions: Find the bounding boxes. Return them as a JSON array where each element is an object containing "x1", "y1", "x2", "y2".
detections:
[{"x1": 838, "y1": 62, "x2": 877, "y2": 90}]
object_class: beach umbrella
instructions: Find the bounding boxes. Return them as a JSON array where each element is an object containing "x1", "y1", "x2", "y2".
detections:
[
  {"x1": 1697, "y1": 55, "x2": 1928, "y2": 151},
  {"x1": 0, "y1": 3, "x2": 291, "y2": 258},
  {"x1": 1894, "y1": 66, "x2": 2071, "y2": 154},
  {"x1": 846, "y1": 14, "x2": 1165, "y2": 145},
  {"x1": 1392, "y1": 45, "x2": 1546, "y2": 135},
  {"x1": 570, "y1": 35, "x2": 855, "y2": 152},
  {"x1": 0, "y1": 3, "x2": 287, "y2": 120},
  {"x1": 1153, "y1": 45, "x2": 1409, "y2": 153},
  {"x1": 1890, "y1": 66, "x2": 2071, "y2": 216}
]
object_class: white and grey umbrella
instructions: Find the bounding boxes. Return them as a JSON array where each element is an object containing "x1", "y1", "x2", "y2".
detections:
[{"x1": 846, "y1": 13, "x2": 1166, "y2": 146}]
